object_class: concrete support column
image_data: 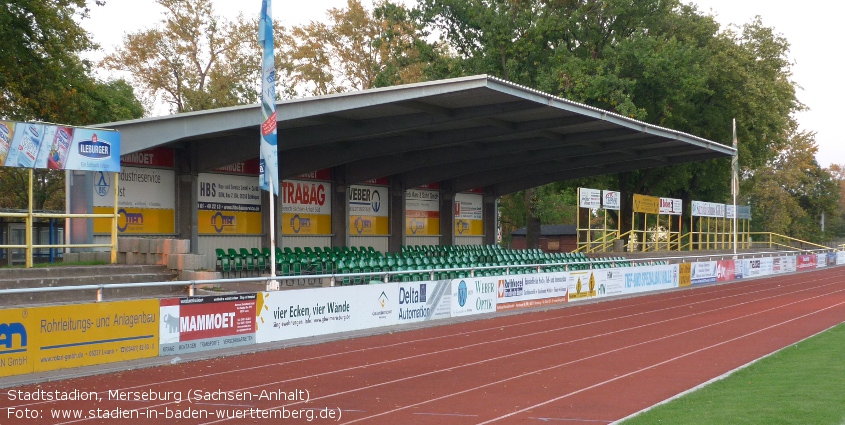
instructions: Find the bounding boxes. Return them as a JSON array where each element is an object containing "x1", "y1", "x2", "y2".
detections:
[
  {"x1": 67, "y1": 170, "x2": 93, "y2": 251},
  {"x1": 439, "y1": 182, "x2": 454, "y2": 247},
  {"x1": 176, "y1": 146, "x2": 199, "y2": 253},
  {"x1": 483, "y1": 194, "x2": 498, "y2": 245},
  {"x1": 331, "y1": 167, "x2": 347, "y2": 248},
  {"x1": 388, "y1": 177, "x2": 405, "y2": 253}
]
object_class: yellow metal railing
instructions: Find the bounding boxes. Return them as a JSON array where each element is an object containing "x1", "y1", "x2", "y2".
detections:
[
  {"x1": 747, "y1": 232, "x2": 829, "y2": 251},
  {"x1": 0, "y1": 169, "x2": 119, "y2": 267}
]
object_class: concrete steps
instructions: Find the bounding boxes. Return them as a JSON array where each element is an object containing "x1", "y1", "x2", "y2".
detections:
[{"x1": 0, "y1": 265, "x2": 182, "y2": 306}]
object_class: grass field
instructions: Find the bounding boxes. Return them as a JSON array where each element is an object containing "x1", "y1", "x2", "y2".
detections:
[{"x1": 621, "y1": 322, "x2": 845, "y2": 425}]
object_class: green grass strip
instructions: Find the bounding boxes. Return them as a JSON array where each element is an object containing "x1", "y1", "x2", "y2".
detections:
[{"x1": 621, "y1": 323, "x2": 845, "y2": 425}]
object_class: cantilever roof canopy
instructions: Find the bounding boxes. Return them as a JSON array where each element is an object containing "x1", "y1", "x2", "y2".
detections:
[{"x1": 100, "y1": 75, "x2": 734, "y2": 196}]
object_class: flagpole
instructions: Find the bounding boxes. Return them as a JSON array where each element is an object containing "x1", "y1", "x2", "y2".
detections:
[
  {"x1": 259, "y1": 0, "x2": 279, "y2": 291},
  {"x1": 732, "y1": 119, "x2": 738, "y2": 258},
  {"x1": 269, "y1": 178, "x2": 276, "y2": 280}
]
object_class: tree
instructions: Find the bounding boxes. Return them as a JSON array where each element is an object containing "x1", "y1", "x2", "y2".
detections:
[
  {"x1": 0, "y1": 1, "x2": 144, "y2": 211},
  {"x1": 745, "y1": 126, "x2": 840, "y2": 241},
  {"x1": 284, "y1": 0, "x2": 441, "y2": 96},
  {"x1": 418, "y1": 1, "x2": 803, "y2": 247},
  {"x1": 102, "y1": 0, "x2": 263, "y2": 113}
]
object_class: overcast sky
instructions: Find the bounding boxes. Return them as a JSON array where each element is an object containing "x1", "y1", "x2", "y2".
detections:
[{"x1": 77, "y1": 0, "x2": 843, "y2": 167}]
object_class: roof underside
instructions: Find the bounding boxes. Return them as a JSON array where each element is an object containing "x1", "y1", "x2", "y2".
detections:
[{"x1": 101, "y1": 75, "x2": 734, "y2": 197}]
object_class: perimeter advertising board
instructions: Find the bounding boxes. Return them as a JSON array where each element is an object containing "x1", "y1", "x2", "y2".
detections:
[
  {"x1": 495, "y1": 273, "x2": 568, "y2": 311},
  {"x1": 743, "y1": 257, "x2": 773, "y2": 278},
  {"x1": 0, "y1": 300, "x2": 158, "y2": 377},
  {"x1": 593, "y1": 268, "x2": 627, "y2": 298},
  {"x1": 349, "y1": 185, "x2": 389, "y2": 236},
  {"x1": 159, "y1": 294, "x2": 256, "y2": 356},
  {"x1": 93, "y1": 167, "x2": 176, "y2": 234},
  {"x1": 282, "y1": 179, "x2": 332, "y2": 235},
  {"x1": 797, "y1": 255, "x2": 816, "y2": 270},
  {"x1": 623, "y1": 265, "x2": 679, "y2": 294},
  {"x1": 816, "y1": 253, "x2": 828, "y2": 268},
  {"x1": 197, "y1": 173, "x2": 262, "y2": 235},
  {"x1": 406, "y1": 189, "x2": 440, "y2": 236},
  {"x1": 255, "y1": 284, "x2": 397, "y2": 343},
  {"x1": 690, "y1": 261, "x2": 718, "y2": 285},
  {"x1": 838, "y1": 252, "x2": 845, "y2": 265},
  {"x1": 0, "y1": 121, "x2": 120, "y2": 172},
  {"x1": 451, "y1": 277, "x2": 497, "y2": 317},
  {"x1": 691, "y1": 201, "x2": 725, "y2": 218},
  {"x1": 396, "y1": 281, "x2": 452, "y2": 323},
  {"x1": 781, "y1": 256, "x2": 797, "y2": 273},
  {"x1": 455, "y1": 193, "x2": 483, "y2": 236},
  {"x1": 568, "y1": 270, "x2": 597, "y2": 301},
  {"x1": 716, "y1": 260, "x2": 736, "y2": 282}
]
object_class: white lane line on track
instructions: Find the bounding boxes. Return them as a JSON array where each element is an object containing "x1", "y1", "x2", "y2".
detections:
[
  {"x1": 529, "y1": 418, "x2": 611, "y2": 423},
  {"x1": 473, "y1": 300, "x2": 845, "y2": 424},
  {"x1": 326, "y1": 294, "x2": 845, "y2": 424},
  {"x1": 6, "y1": 266, "x2": 776, "y2": 410},
  {"x1": 412, "y1": 412, "x2": 479, "y2": 417},
  {"x1": 44, "y1": 274, "x2": 845, "y2": 425}
]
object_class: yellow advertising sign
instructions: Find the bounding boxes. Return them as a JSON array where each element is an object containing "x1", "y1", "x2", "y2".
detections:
[
  {"x1": 94, "y1": 207, "x2": 175, "y2": 234},
  {"x1": 0, "y1": 307, "x2": 34, "y2": 377},
  {"x1": 349, "y1": 216, "x2": 389, "y2": 236},
  {"x1": 281, "y1": 212, "x2": 332, "y2": 235},
  {"x1": 406, "y1": 217, "x2": 440, "y2": 236},
  {"x1": 455, "y1": 219, "x2": 483, "y2": 236},
  {"x1": 633, "y1": 194, "x2": 660, "y2": 214},
  {"x1": 0, "y1": 300, "x2": 159, "y2": 377},
  {"x1": 198, "y1": 210, "x2": 262, "y2": 235},
  {"x1": 679, "y1": 263, "x2": 692, "y2": 287},
  {"x1": 569, "y1": 272, "x2": 597, "y2": 300}
]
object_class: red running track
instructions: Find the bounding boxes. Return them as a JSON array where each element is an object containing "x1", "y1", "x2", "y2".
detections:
[{"x1": 2, "y1": 267, "x2": 845, "y2": 425}]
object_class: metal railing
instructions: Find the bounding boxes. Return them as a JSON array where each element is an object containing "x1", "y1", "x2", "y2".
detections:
[
  {"x1": 0, "y1": 247, "x2": 837, "y2": 303},
  {"x1": 0, "y1": 170, "x2": 119, "y2": 267}
]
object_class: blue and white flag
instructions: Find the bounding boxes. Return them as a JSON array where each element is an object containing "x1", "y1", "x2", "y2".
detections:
[{"x1": 258, "y1": 0, "x2": 279, "y2": 194}]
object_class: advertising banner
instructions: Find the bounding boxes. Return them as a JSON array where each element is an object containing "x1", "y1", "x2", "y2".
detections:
[
  {"x1": 726, "y1": 205, "x2": 736, "y2": 219},
  {"x1": 828, "y1": 252, "x2": 837, "y2": 267},
  {"x1": 255, "y1": 284, "x2": 397, "y2": 343},
  {"x1": 593, "y1": 268, "x2": 627, "y2": 298},
  {"x1": 737, "y1": 206, "x2": 752, "y2": 220},
  {"x1": 579, "y1": 188, "x2": 601, "y2": 209},
  {"x1": 678, "y1": 263, "x2": 691, "y2": 287},
  {"x1": 772, "y1": 257, "x2": 784, "y2": 274},
  {"x1": 93, "y1": 167, "x2": 176, "y2": 234},
  {"x1": 716, "y1": 260, "x2": 735, "y2": 282},
  {"x1": 622, "y1": 265, "x2": 679, "y2": 294},
  {"x1": 0, "y1": 121, "x2": 121, "y2": 172},
  {"x1": 455, "y1": 193, "x2": 483, "y2": 236},
  {"x1": 837, "y1": 251, "x2": 845, "y2": 265},
  {"x1": 743, "y1": 258, "x2": 773, "y2": 278},
  {"x1": 198, "y1": 173, "x2": 262, "y2": 235},
  {"x1": 0, "y1": 300, "x2": 159, "y2": 376},
  {"x1": 816, "y1": 253, "x2": 828, "y2": 268},
  {"x1": 0, "y1": 307, "x2": 34, "y2": 377},
  {"x1": 159, "y1": 294, "x2": 256, "y2": 356},
  {"x1": 781, "y1": 256, "x2": 797, "y2": 273},
  {"x1": 602, "y1": 190, "x2": 620, "y2": 210},
  {"x1": 405, "y1": 189, "x2": 440, "y2": 236},
  {"x1": 796, "y1": 255, "x2": 816, "y2": 271},
  {"x1": 495, "y1": 273, "x2": 568, "y2": 311},
  {"x1": 120, "y1": 147, "x2": 175, "y2": 168},
  {"x1": 451, "y1": 277, "x2": 497, "y2": 317},
  {"x1": 690, "y1": 261, "x2": 718, "y2": 285},
  {"x1": 734, "y1": 259, "x2": 744, "y2": 279},
  {"x1": 691, "y1": 201, "x2": 725, "y2": 218},
  {"x1": 659, "y1": 198, "x2": 683, "y2": 215},
  {"x1": 282, "y1": 179, "x2": 332, "y2": 235},
  {"x1": 349, "y1": 185, "x2": 389, "y2": 236},
  {"x1": 396, "y1": 281, "x2": 452, "y2": 323},
  {"x1": 633, "y1": 194, "x2": 660, "y2": 214},
  {"x1": 568, "y1": 270, "x2": 597, "y2": 301}
]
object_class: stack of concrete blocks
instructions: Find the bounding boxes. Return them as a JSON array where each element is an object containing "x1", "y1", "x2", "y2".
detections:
[{"x1": 117, "y1": 237, "x2": 221, "y2": 281}]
